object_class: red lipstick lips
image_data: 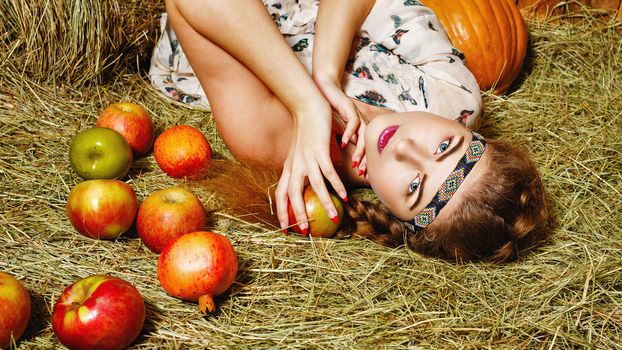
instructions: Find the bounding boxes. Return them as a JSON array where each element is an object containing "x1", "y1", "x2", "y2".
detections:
[{"x1": 377, "y1": 125, "x2": 398, "y2": 154}]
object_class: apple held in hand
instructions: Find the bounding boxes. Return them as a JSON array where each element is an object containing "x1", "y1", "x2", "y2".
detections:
[
  {"x1": 66, "y1": 179, "x2": 138, "y2": 239},
  {"x1": 97, "y1": 102, "x2": 155, "y2": 157},
  {"x1": 154, "y1": 125, "x2": 212, "y2": 179},
  {"x1": 69, "y1": 127, "x2": 133, "y2": 180},
  {"x1": 52, "y1": 275, "x2": 145, "y2": 350},
  {"x1": 158, "y1": 231, "x2": 238, "y2": 314},
  {"x1": 0, "y1": 272, "x2": 31, "y2": 349},
  {"x1": 288, "y1": 186, "x2": 344, "y2": 238},
  {"x1": 137, "y1": 187, "x2": 207, "y2": 253}
]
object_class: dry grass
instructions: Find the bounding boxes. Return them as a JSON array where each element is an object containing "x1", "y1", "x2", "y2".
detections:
[
  {"x1": 1, "y1": 3, "x2": 621, "y2": 349},
  {"x1": 0, "y1": 0, "x2": 162, "y2": 86}
]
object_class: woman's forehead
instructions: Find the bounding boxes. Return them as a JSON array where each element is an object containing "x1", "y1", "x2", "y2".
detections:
[{"x1": 411, "y1": 139, "x2": 490, "y2": 227}]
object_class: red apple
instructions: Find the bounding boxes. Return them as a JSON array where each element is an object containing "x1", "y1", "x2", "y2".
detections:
[
  {"x1": 52, "y1": 275, "x2": 145, "y2": 350},
  {"x1": 0, "y1": 272, "x2": 31, "y2": 349},
  {"x1": 66, "y1": 180, "x2": 138, "y2": 239},
  {"x1": 137, "y1": 187, "x2": 206, "y2": 253},
  {"x1": 97, "y1": 102, "x2": 154, "y2": 157},
  {"x1": 287, "y1": 186, "x2": 344, "y2": 238},
  {"x1": 154, "y1": 125, "x2": 212, "y2": 179},
  {"x1": 158, "y1": 231, "x2": 238, "y2": 314}
]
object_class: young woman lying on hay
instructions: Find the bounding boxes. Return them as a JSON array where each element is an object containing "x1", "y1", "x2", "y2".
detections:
[{"x1": 152, "y1": 0, "x2": 550, "y2": 263}]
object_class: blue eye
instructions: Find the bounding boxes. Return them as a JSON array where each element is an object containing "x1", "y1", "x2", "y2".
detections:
[
  {"x1": 408, "y1": 175, "x2": 420, "y2": 194},
  {"x1": 436, "y1": 140, "x2": 450, "y2": 154}
]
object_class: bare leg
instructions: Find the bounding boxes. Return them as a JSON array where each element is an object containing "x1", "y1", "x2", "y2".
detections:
[
  {"x1": 169, "y1": 0, "x2": 328, "y2": 117},
  {"x1": 165, "y1": 0, "x2": 293, "y2": 164}
]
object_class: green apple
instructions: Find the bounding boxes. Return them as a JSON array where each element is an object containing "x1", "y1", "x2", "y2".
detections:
[{"x1": 69, "y1": 127, "x2": 133, "y2": 179}]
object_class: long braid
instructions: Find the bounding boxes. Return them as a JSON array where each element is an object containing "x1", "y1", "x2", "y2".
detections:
[{"x1": 335, "y1": 196, "x2": 406, "y2": 247}]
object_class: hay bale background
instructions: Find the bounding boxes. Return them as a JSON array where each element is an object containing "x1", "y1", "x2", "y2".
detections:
[
  {"x1": 1, "y1": 2, "x2": 621, "y2": 349},
  {"x1": 0, "y1": 0, "x2": 163, "y2": 85}
]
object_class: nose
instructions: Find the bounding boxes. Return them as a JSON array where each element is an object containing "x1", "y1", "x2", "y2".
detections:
[{"x1": 395, "y1": 137, "x2": 424, "y2": 163}]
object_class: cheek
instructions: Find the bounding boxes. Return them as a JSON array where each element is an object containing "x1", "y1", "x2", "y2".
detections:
[
  {"x1": 367, "y1": 168, "x2": 397, "y2": 213},
  {"x1": 368, "y1": 167, "x2": 413, "y2": 220}
]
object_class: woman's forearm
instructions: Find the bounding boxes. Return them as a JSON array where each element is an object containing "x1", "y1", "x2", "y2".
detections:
[
  {"x1": 172, "y1": 0, "x2": 326, "y2": 117},
  {"x1": 313, "y1": 0, "x2": 376, "y2": 85}
]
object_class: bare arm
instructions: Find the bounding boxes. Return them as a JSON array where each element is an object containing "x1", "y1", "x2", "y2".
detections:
[
  {"x1": 313, "y1": 0, "x2": 377, "y2": 174},
  {"x1": 170, "y1": 0, "x2": 347, "y2": 233},
  {"x1": 313, "y1": 0, "x2": 376, "y2": 85}
]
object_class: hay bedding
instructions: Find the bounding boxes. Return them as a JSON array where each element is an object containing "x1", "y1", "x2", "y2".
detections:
[{"x1": 1, "y1": 1, "x2": 621, "y2": 348}]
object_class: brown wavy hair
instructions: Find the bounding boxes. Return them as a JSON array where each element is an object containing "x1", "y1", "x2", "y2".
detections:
[
  {"x1": 336, "y1": 139, "x2": 551, "y2": 263},
  {"x1": 201, "y1": 139, "x2": 550, "y2": 263}
]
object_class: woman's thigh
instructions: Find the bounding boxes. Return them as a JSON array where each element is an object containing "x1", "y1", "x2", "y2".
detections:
[{"x1": 165, "y1": 0, "x2": 292, "y2": 166}]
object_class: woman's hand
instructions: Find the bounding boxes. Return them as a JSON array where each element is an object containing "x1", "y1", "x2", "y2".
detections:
[
  {"x1": 316, "y1": 79, "x2": 367, "y2": 174},
  {"x1": 275, "y1": 103, "x2": 348, "y2": 235}
]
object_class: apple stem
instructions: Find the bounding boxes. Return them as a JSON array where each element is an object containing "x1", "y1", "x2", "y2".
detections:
[{"x1": 198, "y1": 294, "x2": 215, "y2": 314}]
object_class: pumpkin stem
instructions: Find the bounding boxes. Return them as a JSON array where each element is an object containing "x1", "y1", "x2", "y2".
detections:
[{"x1": 198, "y1": 294, "x2": 215, "y2": 314}]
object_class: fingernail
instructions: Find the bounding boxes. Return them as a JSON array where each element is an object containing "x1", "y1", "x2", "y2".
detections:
[
  {"x1": 330, "y1": 215, "x2": 339, "y2": 224},
  {"x1": 339, "y1": 191, "x2": 347, "y2": 202},
  {"x1": 352, "y1": 160, "x2": 358, "y2": 168},
  {"x1": 299, "y1": 223, "x2": 308, "y2": 235},
  {"x1": 358, "y1": 169, "x2": 364, "y2": 176},
  {"x1": 327, "y1": 209, "x2": 337, "y2": 219},
  {"x1": 341, "y1": 142, "x2": 347, "y2": 149},
  {"x1": 282, "y1": 228, "x2": 288, "y2": 234}
]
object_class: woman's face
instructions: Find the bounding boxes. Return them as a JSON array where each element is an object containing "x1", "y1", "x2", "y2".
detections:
[{"x1": 364, "y1": 112, "x2": 475, "y2": 220}]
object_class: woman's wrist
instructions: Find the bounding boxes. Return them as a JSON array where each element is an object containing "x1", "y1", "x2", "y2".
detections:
[
  {"x1": 290, "y1": 96, "x2": 332, "y2": 124},
  {"x1": 313, "y1": 70, "x2": 342, "y2": 89}
]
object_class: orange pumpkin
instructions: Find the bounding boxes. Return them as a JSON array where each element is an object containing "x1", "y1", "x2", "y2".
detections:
[{"x1": 425, "y1": 0, "x2": 528, "y2": 94}]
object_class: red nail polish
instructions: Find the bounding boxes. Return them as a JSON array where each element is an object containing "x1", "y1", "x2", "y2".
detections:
[
  {"x1": 330, "y1": 215, "x2": 339, "y2": 224},
  {"x1": 342, "y1": 195, "x2": 348, "y2": 202},
  {"x1": 358, "y1": 169, "x2": 364, "y2": 176},
  {"x1": 341, "y1": 142, "x2": 347, "y2": 149},
  {"x1": 301, "y1": 227, "x2": 308, "y2": 236},
  {"x1": 282, "y1": 229, "x2": 288, "y2": 234},
  {"x1": 352, "y1": 161, "x2": 358, "y2": 168}
]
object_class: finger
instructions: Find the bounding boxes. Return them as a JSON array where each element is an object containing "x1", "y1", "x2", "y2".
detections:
[
  {"x1": 351, "y1": 122, "x2": 366, "y2": 166},
  {"x1": 287, "y1": 169, "x2": 309, "y2": 235},
  {"x1": 331, "y1": 110, "x2": 346, "y2": 131},
  {"x1": 306, "y1": 162, "x2": 340, "y2": 224},
  {"x1": 358, "y1": 154, "x2": 368, "y2": 178},
  {"x1": 275, "y1": 169, "x2": 291, "y2": 232},
  {"x1": 340, "y1": 103, "x2": 360, "y2": 148},
  {"x1": 317, "y1": 153, "x2": 348, "y2": 203}
]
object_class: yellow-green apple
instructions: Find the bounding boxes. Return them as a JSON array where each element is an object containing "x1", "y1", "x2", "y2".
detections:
[
  {"x1": 287, "y1": 186, "x2": 344, "y2": 238},
  {"x1": 69, "y1": 127, "x2": 133, "y2": 180},
  {"x1": 137, "y1": 187, "x2": 206, "y2": 253},
  {"x1": 96, "y1": 102, "x2": 154, "y2": 157},
  {"x1": 158, "y1": 231, "x2": 238, "y2": 314},
  {"x1": 154, "y1": 125, "x2": 212, "y2": 179},
  {"x1": 0, "y1": 272, "x2": 31, "y2": 349},
  {"x1": 66, "y1": 180, "x2": 138, "y2": 239},
  {"x1": 52, "y1": 275, "x2": 145, "y2": 350}
]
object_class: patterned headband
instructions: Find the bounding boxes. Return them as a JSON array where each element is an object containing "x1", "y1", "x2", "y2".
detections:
[{"x1": 404, "y1": 132, "x2": 486, "y2": 232}]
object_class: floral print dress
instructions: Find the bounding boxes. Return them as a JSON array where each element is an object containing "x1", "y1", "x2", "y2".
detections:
[{"x1": 149, "y1": 0, "x2": 482, "y2": 126}]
